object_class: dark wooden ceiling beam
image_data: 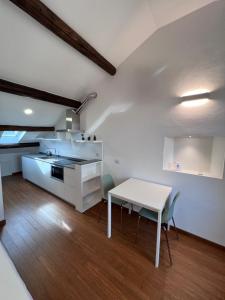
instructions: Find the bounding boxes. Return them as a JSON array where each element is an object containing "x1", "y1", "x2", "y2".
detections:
[
  {"x1": 9, "y1": 0, "x2": 117, "y2": 76},
  {"x1": 0, "y1": 79, "x2": 81, "y2": 108},
  {"x1": 0, "y1": 125, "x2": 54, "y2": 131}
]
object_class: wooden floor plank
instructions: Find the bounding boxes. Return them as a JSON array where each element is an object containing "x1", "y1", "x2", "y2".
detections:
[{"x1": 0, "y1": 174, "x2": 225, "y2": 300}]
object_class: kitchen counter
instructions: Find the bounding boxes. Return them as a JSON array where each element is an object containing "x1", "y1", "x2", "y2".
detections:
[{"x1": 24, "y1": 153, "x2": 101, "y2": 169}]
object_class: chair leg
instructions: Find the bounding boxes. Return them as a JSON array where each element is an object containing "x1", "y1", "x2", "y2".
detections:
[
  {"x1": 162, "y1": 225, "x2": 173, "y2": 265},
  {"x1": 172, "y1": 217, "x2": 179, "y2": 240},
  {"x1": 120, "y1": 205, "x2": 123, "y2": 230},
  {"x1": 135, "y1": 215, "x2": 141, "y2": 243},
  {"x1": 131, "y1": 203, "x2": 134, "y2": 213},
  {"x1": 127, "y1": 203, "x2": 133, "y2": 215}
]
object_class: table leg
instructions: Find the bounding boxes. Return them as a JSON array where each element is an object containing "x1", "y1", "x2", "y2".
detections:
[
  {"x1": 107, "y1": 193, "x2": 112, "y2": 238},
  {"x1": 155, "y1": 211, "x2": 162, "y2": 268}
]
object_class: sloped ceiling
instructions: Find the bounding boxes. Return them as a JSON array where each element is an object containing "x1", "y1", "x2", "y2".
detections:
[
  {"x1": 0, "y1": 0, "x2": 216, "y2": 127},
  {"x1": 80, "y1": 0, "x2": 225, "y2": 141}
]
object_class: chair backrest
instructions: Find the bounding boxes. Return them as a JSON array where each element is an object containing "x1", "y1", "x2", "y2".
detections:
[
  {"x1": 163, "y1": 192, "x2": 180, "y2": 223},
  {"x1": 102, "y1": 174, "x2": 115, "y2": 200}
]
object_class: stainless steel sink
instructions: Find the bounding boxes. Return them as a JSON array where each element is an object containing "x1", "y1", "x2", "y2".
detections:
[
  {"x1": 38, "y1": 156, "x2": 59, "y2": 162},
  {"x1": 37, "y1": 155, "x2": 87, "y2": 165}
]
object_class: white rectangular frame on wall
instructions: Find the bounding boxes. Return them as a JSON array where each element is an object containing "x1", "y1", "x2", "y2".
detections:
[{"x1": 163, "y1": 136, "x2": 225, "y2": 179}]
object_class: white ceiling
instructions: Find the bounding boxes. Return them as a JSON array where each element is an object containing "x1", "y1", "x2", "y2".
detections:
[{"x1": 0, "y1": 0, "x2": 216, "y2": 126}]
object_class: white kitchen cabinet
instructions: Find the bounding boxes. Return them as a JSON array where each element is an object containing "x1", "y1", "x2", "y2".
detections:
[
  {"x1": 64, "y1": 167, "x2": 82, "y2": 207},
  {"x1": 81, "y1": 162, "x2": 102, "y2": 181},
  {"x1": 82, "y1": 177, "x2": 101, "y2": 197},
  {"x1": 63, "y1": 186, "x2": 79, "y2": 208},
  {"x1": 46, "y1": 176, "x2": 65, "y2": 199},
  {"x1": 0, "y1": 147, "x2": 38, "y2": 177},
  {"x1": 22, "y1": 156, "x2": 102, "y2": 213},
  {"x1": 22, "y1": 157, "x2": 50, "y2": 188},
  {"x1": 0, "y1": 159, "x2": 12, "y2": 177},
  {"x1": 64, "y1": 167, "x2": 81, "y2": 188},
  {"x1": 22, "y1": 156, "x2": 64, "y2": 199},
  {"x1": 82, "y1": 190, "x2": 102, "y2": 211},
  {"x1": 64, "y1": 162, "x2": 103, "y2": 212}
]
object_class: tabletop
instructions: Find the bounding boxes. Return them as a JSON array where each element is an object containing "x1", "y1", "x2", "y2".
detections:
[{"x1": 109, "y1": 178, "x2": 172, "y2": 212}]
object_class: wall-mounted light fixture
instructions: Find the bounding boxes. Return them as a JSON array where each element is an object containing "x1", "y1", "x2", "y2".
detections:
[
  {"x1": 24, "y1": 108, "x2": 33, "y2": 115},
  {"x1": 180, "y1": 92, "x2": 211, "y2": 107}
]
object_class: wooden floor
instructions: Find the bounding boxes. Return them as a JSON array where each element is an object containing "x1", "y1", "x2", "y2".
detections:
[{"x1": 1, "y1": 174, "x2": 225, "y2": 300}]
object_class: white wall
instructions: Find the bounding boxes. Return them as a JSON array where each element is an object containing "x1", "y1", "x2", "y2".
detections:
[
  {"x1": 0, "y1": 147, "x2": 38, "y2": 177},
  {"x1": 80, "y1": 2, "x2": 225, "y2": 246},
  {"x1": 163, "y1": 137, "x2": 174, "y2": 170},
  {"x1": 174, "y1": 137, "x2": 213, "y2": 173}
]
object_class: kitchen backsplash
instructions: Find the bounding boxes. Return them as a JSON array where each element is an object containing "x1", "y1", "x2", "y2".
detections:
[{"x1": 39, "y1": 133, "x2": 103, "y2": 160}]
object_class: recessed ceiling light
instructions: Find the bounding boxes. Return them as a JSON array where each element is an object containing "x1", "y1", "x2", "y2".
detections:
[{"x1": 24, "y1": 108, "x2": 33, "y2": 115}]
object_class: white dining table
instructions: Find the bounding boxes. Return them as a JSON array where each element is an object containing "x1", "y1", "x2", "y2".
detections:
[{"x1": 107, "y1": 178, "x2": 172, "y2": 267}]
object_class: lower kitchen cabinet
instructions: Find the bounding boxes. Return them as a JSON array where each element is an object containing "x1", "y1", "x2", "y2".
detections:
[
  {"x1": 22, "y1": 157, "x2": 49, "y2": 189},
  {"x1": 22, "y1": 156, "x2": 102, "y2": 213}
]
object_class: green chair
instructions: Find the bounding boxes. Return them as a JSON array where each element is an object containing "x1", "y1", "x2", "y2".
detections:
[
  {"x1": 98, "y1": 174, "x2": 128, "y2": 227},
  {"x1": 136, "y1": 192, "x2": 180, "y2": 265}
]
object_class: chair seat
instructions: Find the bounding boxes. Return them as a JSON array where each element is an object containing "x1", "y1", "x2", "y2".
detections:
[{"x1": 139, "y1": 208, "x2": 166, "y2": 223}]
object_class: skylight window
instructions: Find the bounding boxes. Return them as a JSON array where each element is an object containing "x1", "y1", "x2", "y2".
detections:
[{"x1": 0, "y1": 131, "x2": 26, "y2": 145}]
